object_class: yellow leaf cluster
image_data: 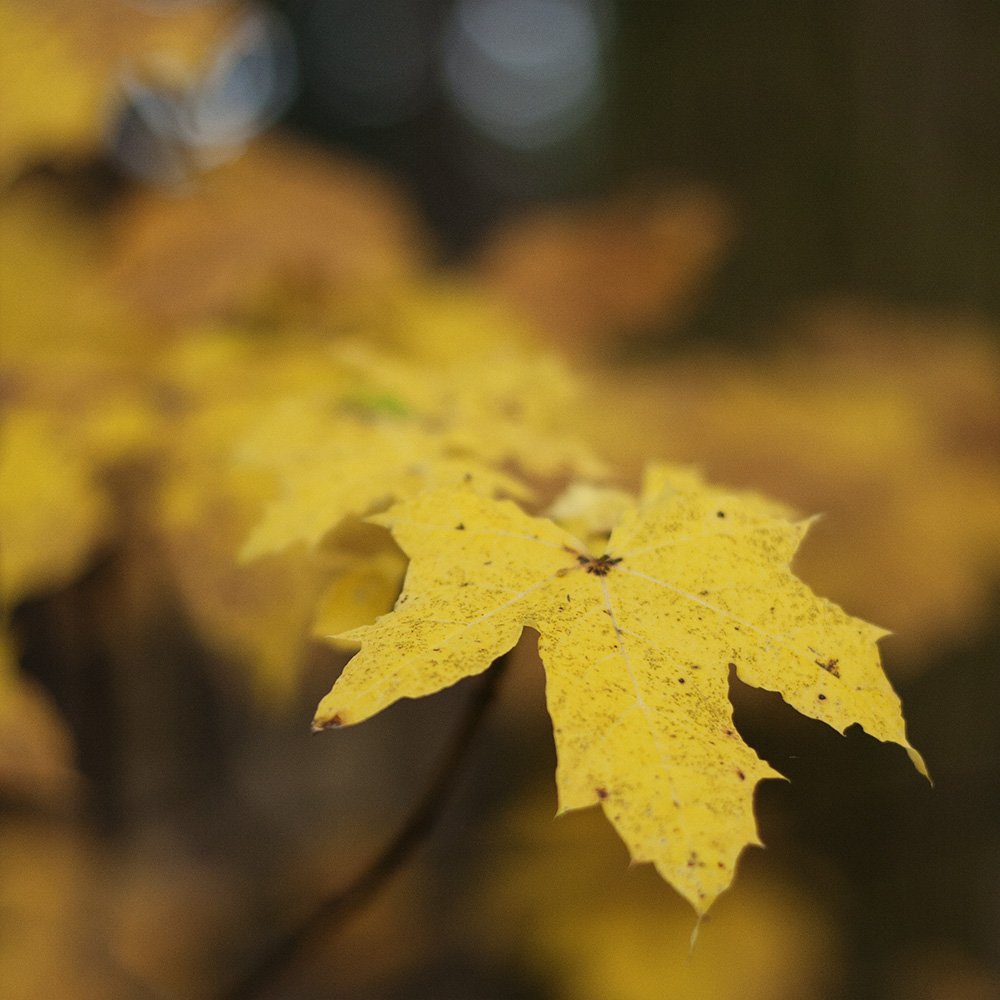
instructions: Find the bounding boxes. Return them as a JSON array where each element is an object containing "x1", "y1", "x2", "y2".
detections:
[
  {"x1": 0, "y1": 188, "x2": 160, "y2": 611},
  {"x1": 139, "y1": 273, "x2": 601, "y2": 696},
  {"x1": 3, "y1": 115, "x2": 611, "y2": 704},
  {"x1": 0, "y1": 410, "x2": 111, "y2": 609}
]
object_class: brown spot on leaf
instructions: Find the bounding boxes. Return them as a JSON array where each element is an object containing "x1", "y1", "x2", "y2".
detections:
[
  {"x1": 818, "y1": 693, "x2": 827, "y2": 701},
  {"x1": 455, "y1": 523, "x2": 466, "y2": 530},
  {"x1": 313, "y1": 713, "x2": 344, "y2": 732},
  {"x1": 816, "y1": 657, "x2": 841, "y2": 677},
  {"x1": 736, "y1": 769, "x2": 746, "y2": 781},
  {"x1": 596, "y1": 786, "x2": 609, "y2": 800}
]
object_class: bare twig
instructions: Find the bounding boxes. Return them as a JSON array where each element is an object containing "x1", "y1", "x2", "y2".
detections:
[{"x1": 217, "y1": 654, "x2": 510, "y2": 1000}]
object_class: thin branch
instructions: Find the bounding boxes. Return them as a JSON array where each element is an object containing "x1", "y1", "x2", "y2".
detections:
[{"x1": 217, "y1": 654, "x2": 511, "y2": 1000}]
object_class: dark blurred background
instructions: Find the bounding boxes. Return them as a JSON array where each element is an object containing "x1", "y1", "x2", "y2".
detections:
[{"x1": 273, "y1": 0, "x2": 1000, "y2": 331}]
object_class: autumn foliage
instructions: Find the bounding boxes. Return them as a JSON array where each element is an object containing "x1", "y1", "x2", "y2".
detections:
[{"x1": 2, "y1": 4, "x2": 1000, "y2": 999}]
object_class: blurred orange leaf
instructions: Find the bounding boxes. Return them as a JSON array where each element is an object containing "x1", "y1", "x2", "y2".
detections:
[
  {"x1": 104, "y1": 136, "x2": 431, "y2": 328},
  {"x1": 478, "y1": 187, "x2": 732, "y2": 355}
]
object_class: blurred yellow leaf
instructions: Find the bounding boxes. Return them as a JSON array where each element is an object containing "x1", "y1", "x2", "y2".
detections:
[
  {"x1": 0, "y1": 2, "x2": 94, "y2": 182},
  {"x1": 0, "y1": 409, "x2": 111, "y2": 607},
  {"x1": 311, "y1": 523, "x2": 407, "y2": 646},
  {"x1": 240, "y1": 402, "x2": 526, "y2": 561},
  {"x1": 314, "y1": 467, "x2": 923, "y2": 914},
  {"x1": 240, "y1": 313, "x2": 603, "y2": 561},
  {"x1": 0, "y1": 0, "x2": 236, "y2": 181},
  {"x1": 325, "y1": 279, "x2": 539, "y2": 362},
  {"x1": 0, "y1": 187, "x2": 149, "y2": 375},
  {"x1": 0, "y1": 187, "x2": 162, "y2": 470},
  {"x1": 0, "y1": 194, "x2": 156, "y2": 611},
  {"x1": 152, "y1": 327, "x2": 349, "y2": 699}
]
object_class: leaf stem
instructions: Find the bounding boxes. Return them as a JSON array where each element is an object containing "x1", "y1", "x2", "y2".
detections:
[{"x1": 216, "y1": 654, "x2": 510, "y2": 1000}]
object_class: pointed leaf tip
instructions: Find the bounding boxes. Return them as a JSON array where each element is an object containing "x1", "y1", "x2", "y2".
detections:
[
  {"x1": 907, "y1": 745, "x2": 932, "y2": 784},
  {"x1": 312, "y1": 712, "x2": 344, "y2": 732}
]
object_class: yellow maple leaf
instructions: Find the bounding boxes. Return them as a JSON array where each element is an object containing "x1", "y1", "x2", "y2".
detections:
[{"x1": 314, "y1": 470, "x2": 925, "y2": 914}]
